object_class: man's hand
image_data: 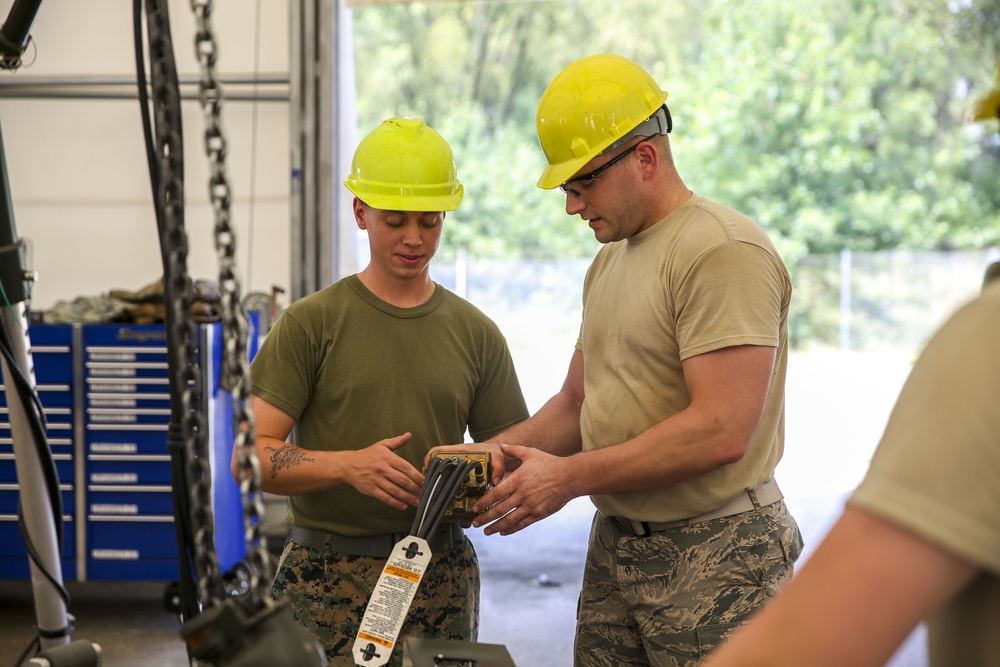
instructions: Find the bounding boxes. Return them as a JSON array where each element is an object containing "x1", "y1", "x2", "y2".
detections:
[
  {"x1": 471, "y1": 443, "x2": 575, "y2": 536},
  {"x1": 343, "y1": 433, "x2": 424, "y2": 511}
]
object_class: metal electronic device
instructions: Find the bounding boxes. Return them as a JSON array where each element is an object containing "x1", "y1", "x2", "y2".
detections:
[
  {"x1": 429, "y1": 451, "x2": 492, "y2": 523},
  {"x1": 402, "y1": 637, "x2": 516, "y2": 667}
]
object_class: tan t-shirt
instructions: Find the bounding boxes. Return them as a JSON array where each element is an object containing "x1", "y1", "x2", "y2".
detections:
[
  {"x1": 579, "y1": 194, "x2": 792, "y2": 522},
  {"x1": 849, "y1": 278, "x2": 1000, "y2": 667}
]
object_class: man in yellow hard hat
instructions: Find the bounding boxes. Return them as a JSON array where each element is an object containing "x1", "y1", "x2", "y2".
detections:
[
  {"x1": 700, "y1": 59, "x2": 1000, "y2": 667},
  {"x1": 971, "y1": 56, "x2": 1000, "y2": 123},
  {"x1": 434, "y1": 54, "x2": 803, "y2": 665},
  {"x1": 233, "y1": 118, "x2": 528, "y2": 666}
]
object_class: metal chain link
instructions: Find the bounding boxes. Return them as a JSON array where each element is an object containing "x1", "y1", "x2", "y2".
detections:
[
  {"x1": 190, "y1": 0, "x2": 272, "y2": 611},
  {"x1": 145, "y1": 0, "x2": 225, "y2": 608}
]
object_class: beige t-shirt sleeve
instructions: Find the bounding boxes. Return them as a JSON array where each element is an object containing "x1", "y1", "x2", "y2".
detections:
[{"x1": 849, "y1": 281, "x2": 1000, "y2": 573}]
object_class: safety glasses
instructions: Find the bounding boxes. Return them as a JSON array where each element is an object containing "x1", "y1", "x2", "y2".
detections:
[{"x1": 558, "y1": 139, "x2": 645, "y2": 194}]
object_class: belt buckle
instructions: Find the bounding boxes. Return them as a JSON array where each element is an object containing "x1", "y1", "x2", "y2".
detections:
[
  {"x1": 629, "y1": 519, "x2": 652, "y2": 537},
  {"x1": 441, "y1": 526, "x2": 456, "y2": 551},
  {"x1": 429, "y1": 528, "x2": 445, "y2": 551}
]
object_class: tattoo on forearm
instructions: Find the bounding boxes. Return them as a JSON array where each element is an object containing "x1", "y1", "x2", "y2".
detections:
[{"x1": 265, "y1": 445, "x2": 315, "y2": 479}]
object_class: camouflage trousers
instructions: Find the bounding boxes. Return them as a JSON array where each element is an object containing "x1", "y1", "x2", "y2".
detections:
[
  {"x1": 575, "y1": 500, "x2": 803, "y2": 667},
  {"x1": 272, "y1": 535, "x2": 479, "y2": 667}
]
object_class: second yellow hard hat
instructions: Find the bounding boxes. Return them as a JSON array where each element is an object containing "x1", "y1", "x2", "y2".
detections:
[
  {"x1": 345, "y1": 118, "x2": 464, "y2": 212},
  {"x1": 535, "y1": 54, "x2": 669, "y2": 190}
]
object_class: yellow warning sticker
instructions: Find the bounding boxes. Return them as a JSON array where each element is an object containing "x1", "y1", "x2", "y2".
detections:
[
  {"x1": 357, "y1": 632, "x2": 393, "y2": 649},
  {"x1": 385, "y1": 564, "x2": 421, "y2": 583}
]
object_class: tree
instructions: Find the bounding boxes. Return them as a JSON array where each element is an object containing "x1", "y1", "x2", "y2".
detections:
[
  {"x1": 350, "y1": 0, "x2": 1000, "y2": 260},
  {"x1": 680, "y1": 0, "x2": 999, "y2": 259}
]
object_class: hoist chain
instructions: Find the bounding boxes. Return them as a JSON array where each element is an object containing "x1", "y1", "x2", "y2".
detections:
[
  {"x1": 145, "y1": 0, "x2": 225, "y2": 608},
  {"x1": 190, "y1": 0, "x2": 272, "y2": 611}
]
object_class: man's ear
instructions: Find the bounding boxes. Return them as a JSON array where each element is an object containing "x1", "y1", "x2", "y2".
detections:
[
  {"x1": 635, "y1": 140, "x2": 659, "y2": 172},
  {"x1": 353, "y1": 197, "x2": 367, "y2": 230}
]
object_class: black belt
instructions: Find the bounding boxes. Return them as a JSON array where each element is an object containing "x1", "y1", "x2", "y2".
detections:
[
  {"x1": 288, "y1": 523, "x2": 464, "y2": 558},
  {"x1": 608, "y1": 478, "x2": 784, "y2": 537}
]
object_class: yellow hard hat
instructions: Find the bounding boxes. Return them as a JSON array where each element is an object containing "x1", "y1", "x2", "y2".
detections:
[
  {"x1": 971, "y1": 57, "x2": 1000, "y2": 122},
  {"x1": 535, "y1": 54, "x2": 670, "y2": 190},
  {"x1": 344, "y1": 118, "x2": 464, "y2": 211}
]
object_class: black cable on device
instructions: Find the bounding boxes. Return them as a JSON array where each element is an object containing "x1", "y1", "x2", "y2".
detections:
[
  {"x1": 421, "y1": 462, "x2": 465, "y2": 534},
  {"x1": 422, "y1": 461, "x2": 473, "y2": 541},
  {"x1": 409, "y1": 457, "x2": 443, "y2": 537},
  {"x1": 413, "y1": 458, "x2": 457, "y2": 538},
  {"x1": 410, "y1": 458, "x2": 474, "y2": 542}
]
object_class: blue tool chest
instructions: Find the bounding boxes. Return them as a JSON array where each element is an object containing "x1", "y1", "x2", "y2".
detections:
[{"x1": 0, "y1": 320, "x2": 255, "y2": 582}]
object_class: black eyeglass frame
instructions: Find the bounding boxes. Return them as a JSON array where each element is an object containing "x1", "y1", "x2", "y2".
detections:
[{"x1": 558, "y1": 137, "x2": 649, "y2": 194}]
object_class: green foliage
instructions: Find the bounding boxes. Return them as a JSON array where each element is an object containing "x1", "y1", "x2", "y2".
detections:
[
  {"x1": 351, "y1": 0, "x2": 1000, "y2": 260},
  {"x1": 435, "y1": 106, "x2": 601, "y2": 259},
  {"x1": 680, "y1": 0, "x2": 1000, "y2": 259}
]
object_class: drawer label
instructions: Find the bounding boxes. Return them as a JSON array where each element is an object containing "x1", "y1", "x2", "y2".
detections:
[
  {"x1": 90, "y1": 414, "x2": 138, "y2": 423},
  {"x1": 90, "y1": 383, "x2": 139, "y2": 392},
  {"x1": 91, "y1": 473, "x2": 139, "y2": 483},
  {"x1": 89, "y1": 368, "x2": 138, "y2": 377},
  {"x1": 91, "y1": 504, "x2": 139, "y2": 514},
  {"x1": 90, "y1": 398, "x2": 138, "y2": 408},
  {"x1": 90, "y1": 368, "x2": 140, "y2": 378},
  {"x1": 91, "y1": 549, "x2": 140, "y2": 560},
  {"x1": 91, "y1": 442, "x2": 139, "y2": 454},
  {"x1": 90, "y1": 352, "x2": 137, "y2": 362}
]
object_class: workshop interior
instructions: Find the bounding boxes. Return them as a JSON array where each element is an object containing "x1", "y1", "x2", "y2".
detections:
[
  {"x1": 1, "y1": 1, "x2": 998, "y2": 667},
  {"x1": 0, "y1": 1, "x2": 514, "y2": 665}
]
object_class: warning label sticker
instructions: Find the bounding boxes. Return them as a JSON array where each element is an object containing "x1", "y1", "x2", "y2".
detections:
[{"x1": 351, "y1": 536, "x2": 432, "y2": 666}]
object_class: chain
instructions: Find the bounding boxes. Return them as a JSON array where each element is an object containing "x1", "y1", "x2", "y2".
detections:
[
  {"x1": 190, "y1": 0, "x2": 272, "y2": 611},
  {"x1": 145, "y1": 0, "x2": 225, "y2": 607}
]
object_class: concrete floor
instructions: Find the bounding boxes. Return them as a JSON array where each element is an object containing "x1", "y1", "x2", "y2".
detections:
[
  {"x1": 0, "y1": 578, "x2": 187, "y2": 666},
  {"x1": 1, "y1": 333, "x2": 937, "y2": 667},
  {"x1": 0, "y1": 500, "x2": 591, "y2": 667},
  {"x1": 0, "y1": 493, "x2": 929, "y2": 667}
]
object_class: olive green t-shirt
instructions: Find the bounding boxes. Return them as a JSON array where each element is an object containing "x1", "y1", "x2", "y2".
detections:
[
  {"x1": 249, "y1": 275, "x2": 528, "y2": 535},
  {"x1": 579, "y1": 194, "x2": 792, "y2": 522}
]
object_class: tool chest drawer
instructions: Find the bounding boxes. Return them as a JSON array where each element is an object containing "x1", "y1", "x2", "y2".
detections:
[{"x1": 1, "y1": 320, "x2": 256, "y2": 582}]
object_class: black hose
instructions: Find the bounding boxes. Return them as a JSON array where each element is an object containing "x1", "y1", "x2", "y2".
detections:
[{"x1": 133, "y1": 0, "x2": 164, "y2": 243}]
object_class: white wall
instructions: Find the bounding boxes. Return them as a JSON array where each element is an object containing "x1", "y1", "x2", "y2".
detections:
[{"x1": 2, "y1": 1, "x2": 292, "y2": 311}]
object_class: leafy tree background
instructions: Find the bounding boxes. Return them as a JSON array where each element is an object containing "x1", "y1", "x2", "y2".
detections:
[{"x1": 351, "y1": 0, "x2": 1000, "y2": 265}]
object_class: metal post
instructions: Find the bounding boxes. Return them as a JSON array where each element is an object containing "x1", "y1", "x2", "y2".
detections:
[
  {"x1": 0, "y1": 115, "x2": 70, "y2": 651},
  {"x1": 289, "y1": 0, "x2": 316, "y2": 300},
  {"x1": 839, "y1": 248, "x2": 852, "y2": 351},
  {"x1": 289, "y1": 0, "x2": 357, "y2": 301},
  {"x1": 1, "y1": 304, "x2": 71, "y2": 651}
]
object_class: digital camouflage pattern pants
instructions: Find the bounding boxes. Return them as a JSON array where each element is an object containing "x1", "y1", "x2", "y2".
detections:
[
  {"x1": 575, "y1": 501, "x2": 803, "y2": 667},
  {"x1": 272, "y1": 535, "x2": 479, "y2": 667}
]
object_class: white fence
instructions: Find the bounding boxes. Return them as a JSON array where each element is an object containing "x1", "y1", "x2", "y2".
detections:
[{"x1": 433, "y1": 248, "x2": 999, "y2": 358}]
